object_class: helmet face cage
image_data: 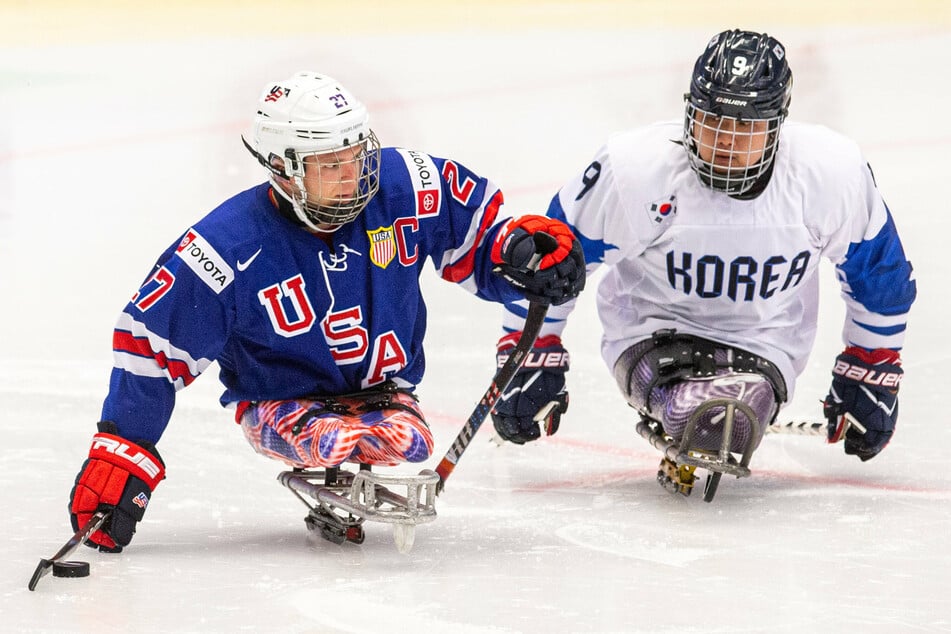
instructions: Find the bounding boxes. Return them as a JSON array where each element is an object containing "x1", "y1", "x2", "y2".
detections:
[
  {"x1": 683, "y1": 30, "x2": 792, "y2": 195},
  {"x1": 683, "y1": 103, "x2": 782, "y2": 195},
  {"x1": 277, "y1": 131, "x2": 381, "y2": 232}
]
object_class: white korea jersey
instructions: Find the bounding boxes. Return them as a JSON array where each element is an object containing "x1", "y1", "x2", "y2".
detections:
[{"x1": 503, "y1": 121, "x2": 916, "y2": 400}]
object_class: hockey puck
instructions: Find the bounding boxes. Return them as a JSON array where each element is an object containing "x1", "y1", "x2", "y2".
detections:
[{"x1": 51, "y1": 560, "x2": 90, "y2": 578}]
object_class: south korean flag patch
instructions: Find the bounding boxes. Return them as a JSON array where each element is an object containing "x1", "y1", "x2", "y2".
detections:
[{"x1": 646, "y1": 194, "x2": 677, "y2": 225}]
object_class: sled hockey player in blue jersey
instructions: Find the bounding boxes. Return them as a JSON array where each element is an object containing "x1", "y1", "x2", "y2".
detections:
[
  {"x1": 491, "y1": 29, "x2": 915, "y2": 500},
  {"x1": 68, "y1": 71, "x2": 585, "y2": 551}
]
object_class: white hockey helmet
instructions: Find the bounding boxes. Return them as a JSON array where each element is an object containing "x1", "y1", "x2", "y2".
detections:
[{"x1": 244, "y1": 72, "x2": 381, "y2": 231}]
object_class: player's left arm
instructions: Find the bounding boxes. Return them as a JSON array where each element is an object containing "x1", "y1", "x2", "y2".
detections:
[{"x1": 823, "y1": 160, "x2": 917, "y2": 460}]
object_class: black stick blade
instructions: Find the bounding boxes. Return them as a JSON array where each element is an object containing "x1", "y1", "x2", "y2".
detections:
[{"x1": 28, "y1": 558, "x2": 53, "y2": 592}]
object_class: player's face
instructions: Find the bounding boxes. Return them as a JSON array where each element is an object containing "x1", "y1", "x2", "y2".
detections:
[
  {"x1": 692, "y1": 112, "x2": 771, "y2": 171},
  {"x1": 300, "y1": 144, "x2": 365, "y2": 208}
]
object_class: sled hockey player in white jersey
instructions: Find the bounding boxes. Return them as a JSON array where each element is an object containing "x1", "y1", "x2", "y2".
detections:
[
  {"x1": 66, "y1": 72, "x2": 584, "y2": 551},
  {"x1": 491, "y1": 29, "x2": 916, "y2": 501}
]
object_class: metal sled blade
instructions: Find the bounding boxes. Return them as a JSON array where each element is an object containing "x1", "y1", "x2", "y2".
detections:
[
  {"x1": 636, "y1": 397, "x2": 764, "y2": 502},
  {"x1": 279, "y1": 467, "x2": 438, "y2": 552}
]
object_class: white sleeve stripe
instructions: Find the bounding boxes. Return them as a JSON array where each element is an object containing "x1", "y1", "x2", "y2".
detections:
[
  {"x1": 455, "y1": 276, "x2": 479, "y2": 295},
  {"x1": 115, "y1": 311, "x2": 213, "y2": 376},
  {"x1": 845, "y1": 327, "x2": 906, "y2": 351},
  {"x1": 435, "y1": 181, "x2": 510, "y2": 275},
  {"x1": 842, "y1": 297, "x2": 910, "y2": 328},
  {"x1": 113, "y1": 351, "x2": 189, "y2": 391}
]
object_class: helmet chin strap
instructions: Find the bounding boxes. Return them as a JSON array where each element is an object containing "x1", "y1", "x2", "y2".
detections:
[
  {"x1": 243, "y1": 135, "x2": 328, "y2": 224},
  {"x1": 243, "y1": 135, "x2": 287, "y2": 179},
  {"x1": 268, "y1": 178, "x2": 345, "y2": 234}
]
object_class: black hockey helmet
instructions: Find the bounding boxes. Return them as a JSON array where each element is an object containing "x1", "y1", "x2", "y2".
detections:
[
  {"x1": 688, "y1": 29, "x2": 792, "y2": 120},
  {"x1": 683, "y1": 30, "x2": 793, "y2": 196}
]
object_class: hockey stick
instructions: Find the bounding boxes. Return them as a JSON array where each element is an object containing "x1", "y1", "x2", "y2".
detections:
[
  {"x1": 766, "y1": 419, "x2": 827, "y2": 436},
  {"x1": 434, "y1": 229, "x2": 562, "y2": 494},
  {"x1": 434, "y1": 300, "x2": 549, "y2": 494},
  {"x1": 767, "y1": 413, "x2": 865, "y2": 438},
  {"x1": 28, "y1": 510, "x2": 109, "y2": 591}
]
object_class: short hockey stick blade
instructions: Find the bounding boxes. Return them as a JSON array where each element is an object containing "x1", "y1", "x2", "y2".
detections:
[
  {"x1": 28, "y1": 511, "x2": 109, "y2": 591},
  {"x1": 827, "y1": 412, "x2": 867, "y2": 442}
]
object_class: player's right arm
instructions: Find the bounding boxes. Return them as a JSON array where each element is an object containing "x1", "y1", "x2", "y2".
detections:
[
  {"x1": 71, "y1": 227, "x2": 235, "y2": 550},
  {"x1": 102, "y1": 227, "x2": 234, "y2": 443}
]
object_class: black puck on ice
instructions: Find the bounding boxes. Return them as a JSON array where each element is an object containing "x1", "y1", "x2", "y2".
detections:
[{"x1": 51, "y1": 560, "x2": 90, "y2": 578}]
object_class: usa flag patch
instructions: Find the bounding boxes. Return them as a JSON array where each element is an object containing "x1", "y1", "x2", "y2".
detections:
[{"x1": 367, "y1": 226, "x2": 396, "y2": 269}]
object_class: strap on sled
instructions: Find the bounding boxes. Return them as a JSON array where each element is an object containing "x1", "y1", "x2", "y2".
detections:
[
  {"x1": 627, "y1": 329, "x2": 788, "y2": 412},
  {"x1": 292, "y1": 381, "x2": 425, "y2": 435}
]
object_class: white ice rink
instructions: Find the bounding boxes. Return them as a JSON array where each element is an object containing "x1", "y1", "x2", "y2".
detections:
[{"x1": 2, "y1": 2, "x2": 950, "y2": 632}]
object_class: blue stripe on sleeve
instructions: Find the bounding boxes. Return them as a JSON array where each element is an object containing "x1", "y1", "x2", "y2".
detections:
[
  {"x1": 838, "y1": 205, "x2": 916, "y2": 316},
  {"x1": 852, "y1": 320, "x2": 907, "y2": 337},
  {"x1": 546, "y1": 194, "x2": 618, "y2": 266}
]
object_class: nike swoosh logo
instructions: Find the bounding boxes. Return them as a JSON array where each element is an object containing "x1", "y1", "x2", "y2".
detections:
[{"x1": 236, "y1": 247, "x2": 262, "y2": 271}]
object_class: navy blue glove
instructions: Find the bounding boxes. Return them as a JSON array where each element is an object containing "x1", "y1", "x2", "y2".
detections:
[
  {"x1": 491, "y1": 333, "x2": 569, "y2": 444},
  {"x1": 491, "y1": 215, "x2": 585, "y2": 306},
  {"x1": 823, "y1": 347, "x2": 903, "y2": 461}
]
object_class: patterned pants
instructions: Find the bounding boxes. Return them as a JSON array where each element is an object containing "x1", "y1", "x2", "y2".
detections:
[
  {"x1": 614, "y1": 338, "x2": 780, "y2": 454},
  {"x1": 238, "y1": 391, "x2": 433, "y2": 468}
]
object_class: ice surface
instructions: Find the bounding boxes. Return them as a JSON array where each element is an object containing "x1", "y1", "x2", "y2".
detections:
[{"x1": 2, "y1": 4, "x2": 950, "y2": 633}]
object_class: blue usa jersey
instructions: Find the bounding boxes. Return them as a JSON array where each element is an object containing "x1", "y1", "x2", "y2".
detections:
[{"x1": 104, "y1": 148, "x2": 522, "y2": 443}]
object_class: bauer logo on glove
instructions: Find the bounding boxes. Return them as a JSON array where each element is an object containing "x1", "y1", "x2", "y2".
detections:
[
  {"x1": 491, "y1": 333, "x2": 570, "y2": 444},
  {"x1": 823, "y1": 347, "x2": 902, "y2": 462},
  {"x1": 497, "y1": 346, "x2": 570, "y2": 370}
]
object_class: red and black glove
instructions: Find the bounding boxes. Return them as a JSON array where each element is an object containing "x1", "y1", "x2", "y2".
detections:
[
  {"x1": 823, "y1": 347, "x2": 902, "y2": 461},
  {"x1": 491, "y1": 215, "x2": 585, "y2": 306},
  {"x1": 491, "y1": 333, "x2": 570, "y2": 444},
  {"x1": 69, "y1": 421, "x2": 165, "y2": 552}
]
